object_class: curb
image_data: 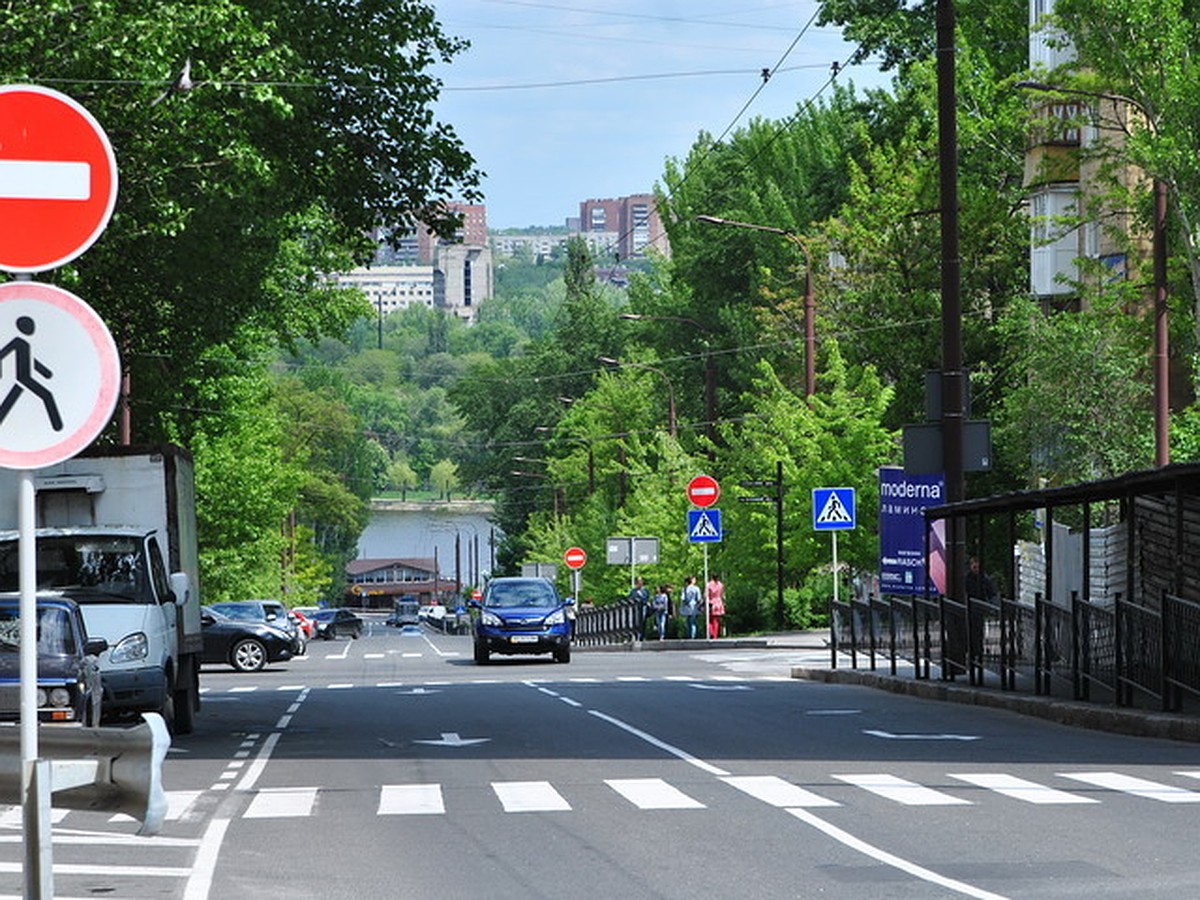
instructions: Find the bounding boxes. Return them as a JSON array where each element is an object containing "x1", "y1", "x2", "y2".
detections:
[{"x1": 791, "y1": 665, "x2": 1200, "y2": 743}]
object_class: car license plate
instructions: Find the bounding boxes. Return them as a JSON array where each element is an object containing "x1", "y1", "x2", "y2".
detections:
[{"x1": 510, "y1": 635, "x2": 538, "y2": 644}]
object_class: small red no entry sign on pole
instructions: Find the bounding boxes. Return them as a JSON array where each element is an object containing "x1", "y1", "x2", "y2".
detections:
[
  {"x1": 686, "y1": 474, "x2": 720, "y2": 508},
  {"x1": 564, "y1": 547, "x2": 587, "y2": 570}
]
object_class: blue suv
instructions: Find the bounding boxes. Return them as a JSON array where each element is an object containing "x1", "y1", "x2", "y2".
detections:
[{"x1": 470, "y1": 577, "x2": 573, "y2": 664}]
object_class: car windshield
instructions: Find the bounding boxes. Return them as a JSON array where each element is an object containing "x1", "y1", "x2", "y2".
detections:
[
  {"x1": 485, "y1": 582, "x2": 559, "y2": 609},
  {"x1": 0, "y1": 606, "x2": 76, "y2": 654},
  {"x1": 0, "y1": 536, "x2": 149, "y2": 602}
]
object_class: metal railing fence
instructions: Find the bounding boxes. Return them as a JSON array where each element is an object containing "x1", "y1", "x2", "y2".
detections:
[{"x1": 831, "y1": 591, "x2": 1200, "y2": 713}]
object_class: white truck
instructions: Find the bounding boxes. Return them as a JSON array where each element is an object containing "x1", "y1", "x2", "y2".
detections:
[{"x1": 0, "y1": 445, "x2": 202, "y2": 734}]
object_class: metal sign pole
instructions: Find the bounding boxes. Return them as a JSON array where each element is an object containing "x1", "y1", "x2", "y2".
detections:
[{"x1": 832, "y1": 532, "x2": 840, "y2": 607}]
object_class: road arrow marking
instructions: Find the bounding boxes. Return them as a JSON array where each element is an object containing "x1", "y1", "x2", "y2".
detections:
[
  {"x1": 863, "y1": 729, "x2": 980, "y2": 741},
  {"x1": 414, "y1": 732, "x2": 490, "y2": 748}
]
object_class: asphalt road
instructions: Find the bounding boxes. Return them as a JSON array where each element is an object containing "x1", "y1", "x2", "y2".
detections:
[{"x1": 6, "y1": 616, "x2": 1200, "y2": 899}]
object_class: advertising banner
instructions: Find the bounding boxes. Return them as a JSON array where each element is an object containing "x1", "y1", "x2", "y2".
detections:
[{"x1": 878, "y1": 467, "x2": 945, "y2": 596}]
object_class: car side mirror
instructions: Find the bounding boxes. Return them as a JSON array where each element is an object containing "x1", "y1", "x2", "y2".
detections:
[
  {"x1": 84, "y1": 637, "x2": 108, "y2": 656},
  {"x1": 468, "y1": 599, "x2": 481, "y2": 610},
  {"x1": 169, "y1": 572, "x2": 191, "y2": 607},
  {"x1": 563, "y1": 597, "x2": 576, "y2": 607}
]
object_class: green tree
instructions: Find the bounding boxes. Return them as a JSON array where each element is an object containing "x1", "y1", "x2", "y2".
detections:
[
  {"x1": 1052, "y1": 0, "x2": 1200, "y2": 360},
  {"x1": 386, "y1": 458, "x2": 420, "y2": 500},
  {"x1": 430, "y1": 459, "x2": 460, "y2": 500}
]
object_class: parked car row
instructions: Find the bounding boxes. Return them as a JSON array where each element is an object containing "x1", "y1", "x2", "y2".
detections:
[{"x1": 0, "y1": 596, "x2": 373, "y2": 721}]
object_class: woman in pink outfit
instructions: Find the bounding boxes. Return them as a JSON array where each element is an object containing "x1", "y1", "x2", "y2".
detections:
[{"x1": 706, "y1": 575, "x2": 725, "y2": 639}]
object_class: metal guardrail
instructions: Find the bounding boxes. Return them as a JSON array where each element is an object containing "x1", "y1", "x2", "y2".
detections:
[
  {"x1": 573, "y1": 598, "x2": 646, "y2": 646},
  {"x1": 831, "y1": 591, "x2": 1200, "y2": 713}
]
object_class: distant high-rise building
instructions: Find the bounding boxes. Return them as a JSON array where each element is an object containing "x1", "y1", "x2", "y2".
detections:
[{"x1": 578, "y1": 194, "x2": 667, "y2": 260}]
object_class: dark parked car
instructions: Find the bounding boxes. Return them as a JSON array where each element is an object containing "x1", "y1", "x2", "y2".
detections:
[
  {"x1": 199, "y1": 607, "x2": 295, "y2": 672},
  {"x1": 0, "y1": 597, "x2": 107, "y2": 725},
  {"x1": 470, "y1": 577, "x2": 573, "y2": 664},
  {"x1": 209, "y1": 600, "x2": 306, "y2": 655},
  {"x1": 310, "y1": 608, "x2": 364, "y2": 640}
]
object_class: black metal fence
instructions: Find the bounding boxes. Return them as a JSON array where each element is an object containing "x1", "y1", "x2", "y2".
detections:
[
  {"x1": 573, "y1": 598, "x2": 646, "y2": 646},
  {"x1": 831, "y1": 590, "x2": 1200, "y2": 713}
]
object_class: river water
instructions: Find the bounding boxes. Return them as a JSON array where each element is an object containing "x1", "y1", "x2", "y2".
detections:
[{"x1": 356, "y1": 501, "x2": 497, "y2": 586}]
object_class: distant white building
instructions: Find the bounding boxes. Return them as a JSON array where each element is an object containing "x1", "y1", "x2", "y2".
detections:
[{"x1": 336, "y1": 265, "x2": 436, "y2": 315}]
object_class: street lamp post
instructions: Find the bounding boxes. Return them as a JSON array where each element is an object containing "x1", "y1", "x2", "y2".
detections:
[
  {"x1": 695, "y1": 214, "x2": 816, "y2": 398},
  {"x1": 619, "y1": 313, "x2": 716, "y2": 443},
  {"x1": 597, "y1": 356, "x2": 677, "y2": 437},
  {"x1": 1017, "y1": 80, "x2": 1170, "y2": 467}
]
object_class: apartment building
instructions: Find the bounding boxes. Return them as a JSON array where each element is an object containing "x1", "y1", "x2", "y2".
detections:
[
  {"x1": 579, "y1": 194, "x2": 667, "y2": 260},
  {"x1": 1026, "y1": 0, "x2": 1145, "y2": 308}
]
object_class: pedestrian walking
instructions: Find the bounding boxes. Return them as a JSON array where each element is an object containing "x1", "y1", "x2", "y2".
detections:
[
  {"x1": 680, "y1": 575, "x2": 702, "y2": 639},
  {"x1": 628, "y1": 576, "x2": 650, "y2": 639},
  {"x1": 706, "y1": 574, "x2": 725, "y2": 639},
  {"x1": 651, "y1": 584, "x2": 670, "y2": 640}
]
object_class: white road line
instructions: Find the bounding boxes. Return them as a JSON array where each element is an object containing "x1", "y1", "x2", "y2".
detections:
[
  {"x1": 379, "y1": 784, "x2": 445, "y2": 815},
  {"x1": 607, "y1": 778, "x2": 705, "y2": 809},
  {"x1": 0, "y1": 861, "x2": 189, "y2": 877},
  {"x1": 1058, "y1": 771, "x2": 1200, "y2": 802},
  {"x1": 786, "y1": 808, "x2": 1010, "y2": 900},
  {"x1": 948, "y1": 774, "x2": 1097, "y2": 804},
  {"x1": 587, "y1": 709, "x2": 730, "y2": 777},
  {"x1": 833, "y1": 773, "x2": 972, "y2": 806},
  {"x1": 493, "y1": 781, "x2": 571, "y2": 812},
  {"x1": 235, "y1": 732, "x2": 281, "y2": 793},
  {"x1": 276, "y1": 684, "x2": 307, "y2": 691},
  {"x1": 328, "y1": 683, "x2": 354, "y2": 690},
  {"x1": 182, "y1": 816, "x2": 230, "y2": 900},
  {"x1": 364, "y1": 653, "x2": 385, "y2": 659},
  {"x1": 228, "y1": 686, "x2": 256, "y2": 693},
  {"x1": 722, "y1": 775, "x2": 839, "y2": 808},
  {"x1": 244, "y1": 787, "x2": 318, "y2": 819}
]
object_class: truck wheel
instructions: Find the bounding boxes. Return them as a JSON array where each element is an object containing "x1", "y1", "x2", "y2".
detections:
[{"x1": 231, "y1": 638, "x2": 267, "y2": 672}]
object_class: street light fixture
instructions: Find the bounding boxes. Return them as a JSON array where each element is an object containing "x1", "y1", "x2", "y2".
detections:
[
  {"x1": 596, "y1": 356, "x2": 677, "y2": 437},
  {"x1": 619, "y1": 314, "x2": 717, "y2": 442},
  {"x1": 695, "y1": 214, "x2": 816, "y2": 398},
  {"x1": 1017, "y1": 80, "x2": 1169, "y2": 467}
]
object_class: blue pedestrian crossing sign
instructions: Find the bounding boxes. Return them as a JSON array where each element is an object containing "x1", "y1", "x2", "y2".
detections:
[
  {"x1": 812, "y1": 487, "x2": 856, "y2": 531},
  {"x1": 687, "y1": 508, "x2": 723, "y2": 543}
]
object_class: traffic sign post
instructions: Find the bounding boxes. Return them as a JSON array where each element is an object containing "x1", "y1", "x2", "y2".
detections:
[
  {"x1": 0, "y1": 85, "x2": 118, "y2": 273},
  {"x1": 686, "y1": 474, "x2": 720, "y2": 508},
  {"x1": 0, "y1": 282, "x2": 121, "y2": 470},
  {"x1": 813, "y1": 487, "x2": 856, "y2": 609},
  {"x1": 0, "y1": 85, "x2": 121, "y2": 900},
  {"x1": 563, "y1": 547, "x2": 586, "y2": 605}
]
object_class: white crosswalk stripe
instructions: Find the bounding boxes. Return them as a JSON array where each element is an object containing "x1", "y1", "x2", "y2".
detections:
[
  {"x1": 244, "y1": 787, "x2": 319, "y2": 818},
  {"x1": 1057, "y1": 771, "x2": 1200, "y2": 803},
  {"x1": 947, "y1": 774, "x2": 1097, "y2": 804},
  {"x1": 379, "y1": 784, "x2": 445, "y2": 815},
  {"x1": 722, "y1": 775, "x2": 839, "y2": 808},
  {"x1": 833, "y1": 773, "x2": 972, "y2": 806},
  {"x1": 493, "y1": 780, "x2": 571, "y2": 812},
  {"x1": 607, "y1": 778, "x2": 705, "y2": 809}
]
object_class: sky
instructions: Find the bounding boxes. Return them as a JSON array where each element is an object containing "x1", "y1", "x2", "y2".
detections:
[{"x1": 430, "y1": 1, "x2": 893, "y2": 230}]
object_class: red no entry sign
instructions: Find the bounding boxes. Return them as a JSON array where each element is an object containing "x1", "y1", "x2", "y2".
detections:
[
  {"x1": 0, "y1": 85, "x2": 118, "y2": 273},
  {"x1": 564, "y1": 547, "x2": 587, "y2": 570},
  {"x1": 686, "y1": 474, "x2": 721, "y2": 508}
]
